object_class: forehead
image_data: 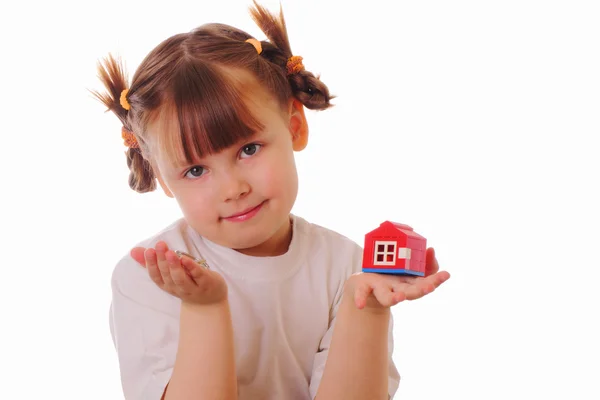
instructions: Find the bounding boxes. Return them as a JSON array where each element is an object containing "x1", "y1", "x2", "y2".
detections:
[{"x1": 145, "y1": 67, "x2": 286, "y2": 169}]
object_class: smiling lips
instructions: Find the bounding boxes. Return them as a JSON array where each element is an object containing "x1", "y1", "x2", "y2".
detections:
[{"x1": 223, "y1": 201, "x2": 265, "y2": 222}]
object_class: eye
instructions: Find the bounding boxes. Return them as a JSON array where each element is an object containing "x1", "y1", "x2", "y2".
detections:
[
  {"x1": 240, "y1": 143, "x2": 261, "y2": 159},
  {"x1": 185, "y1": 166, "x2": 206, "y2": 179}
]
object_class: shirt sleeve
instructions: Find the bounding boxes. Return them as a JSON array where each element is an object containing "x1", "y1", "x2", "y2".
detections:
[
  {"x1": 109, "y1": 255, "x2": 181, "y2": 400},
  {"x1": 308, "y1": 243, "x2": 401, "y2": 399}
]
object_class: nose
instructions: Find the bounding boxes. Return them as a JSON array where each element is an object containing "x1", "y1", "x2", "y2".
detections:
[{"x1": 221, "y1": 169, "x2": 251, "y2": 201}]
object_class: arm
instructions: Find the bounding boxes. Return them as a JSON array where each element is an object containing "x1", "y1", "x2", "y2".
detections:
[
  {"x1": 114, "y1": 241, "x2": 238, "y2": 400},
  {"x1": 315, "y1": 246, "x2": 449, "y2": 400},
  {"x1": 315, "y1": 283, "x2": 390, "y2": 400},
  {"x1": 163, "y1": 300, "x2": 237, "y2": 400}
]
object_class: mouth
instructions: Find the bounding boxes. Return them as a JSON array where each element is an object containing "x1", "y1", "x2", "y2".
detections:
[{"x1": 222, "y1": 201, "x2": 266, "y2": 222}]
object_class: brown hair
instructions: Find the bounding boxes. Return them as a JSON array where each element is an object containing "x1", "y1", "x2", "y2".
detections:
[{"x1": 91, "y1": 1, "x2": 333, "y2": 193}]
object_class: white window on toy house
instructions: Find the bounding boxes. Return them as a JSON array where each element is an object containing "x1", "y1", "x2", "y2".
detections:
[
  {"x1": 397, "y1": 247, "x2": 411, "y2": 259},
  {"x1": 397, "y1": 247, "x2": 412, "y2": 269},
  {"x1": 374, "y1": 241, "x2": 396, "y2": 266}
]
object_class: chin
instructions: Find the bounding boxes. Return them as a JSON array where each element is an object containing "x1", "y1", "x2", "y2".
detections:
[{"x1": 231, "y1": 216, "x2": 291, "y2": 255}]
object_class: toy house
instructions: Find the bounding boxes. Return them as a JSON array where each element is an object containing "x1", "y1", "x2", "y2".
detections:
[{"x1": 362, "y1": 221, "x2": 427, "y2": 276}]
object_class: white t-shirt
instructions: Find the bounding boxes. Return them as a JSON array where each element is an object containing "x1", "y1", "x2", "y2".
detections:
[{"x1": 109, "y1": 214, "x2": 400, "y2": 399}]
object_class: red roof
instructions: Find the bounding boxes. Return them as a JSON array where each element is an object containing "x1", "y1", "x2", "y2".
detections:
[{"x1": 375, "y1": 221, "x2": 425, "y2": 240}]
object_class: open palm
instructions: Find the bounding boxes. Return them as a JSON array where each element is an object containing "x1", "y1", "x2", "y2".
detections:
[
  {"x1": 130, "y1": 241, "x2": 228, "y2": 305},
  {"x1": 350, "y1": 248, "x2": 450, "y2": 310}
]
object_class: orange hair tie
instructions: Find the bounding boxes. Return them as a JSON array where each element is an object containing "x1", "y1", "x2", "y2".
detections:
[
  {"x1": 286, "y1": 55, "x2": 304, "y2": 75},
  {"x1": 120, "y1": 89, "x2": 131, "y2": 111},
  {"x1": 245, "y1": 38, "x2": 262, "y2": 54},
  {"x1": 121, "y1": 126, "x2": 139, "y2": 148}
]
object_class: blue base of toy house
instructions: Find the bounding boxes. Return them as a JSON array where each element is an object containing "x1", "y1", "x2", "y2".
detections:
[{"x1": 362, "y1": 268, "x2": 425, "y2": 277}]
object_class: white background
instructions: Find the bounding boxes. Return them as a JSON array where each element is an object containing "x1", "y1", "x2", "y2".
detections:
[{"x1": 1, "y1": 0, "x2": 599, "y2": 399}]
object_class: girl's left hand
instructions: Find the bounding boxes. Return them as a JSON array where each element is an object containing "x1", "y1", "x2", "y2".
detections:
[{"x1": 348, "y1": 248, "x2": 450, "y2": 311}]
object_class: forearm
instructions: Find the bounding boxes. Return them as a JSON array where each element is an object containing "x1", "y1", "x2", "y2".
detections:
[
  {"x1": 164, "y1": 300, "x2": 237, "y2": 400},
  {"x1": 316, "y1": 295, "x2": 390, "y2": 400}
]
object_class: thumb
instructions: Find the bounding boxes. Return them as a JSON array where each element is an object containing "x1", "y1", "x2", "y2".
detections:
[
  {"x1": 425, "y1": 247, "x2": 439, "y2": 276},
  {"x1": 181, "y1": 256, "x2": 210, "y2": 281}
]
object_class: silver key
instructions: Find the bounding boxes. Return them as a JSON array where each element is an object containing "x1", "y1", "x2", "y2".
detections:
[{"x1": 174, "y1": 250, "x2": 210, "y2": 269}]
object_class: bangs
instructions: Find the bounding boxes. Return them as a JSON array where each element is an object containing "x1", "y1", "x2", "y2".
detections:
[{"x1": 151, "y1": 61, "x2": 265, "y2": 167}]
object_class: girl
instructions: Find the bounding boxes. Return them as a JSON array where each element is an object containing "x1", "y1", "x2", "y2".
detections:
[{"x1": 92, "y1": 2, "x2": 450, "y2": 399}]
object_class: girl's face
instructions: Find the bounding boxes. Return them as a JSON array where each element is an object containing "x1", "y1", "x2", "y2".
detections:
[{"x1": 149, "y1": 88, "x2": 308, "y2": 257}]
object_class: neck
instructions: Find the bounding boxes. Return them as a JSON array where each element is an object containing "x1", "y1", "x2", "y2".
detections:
[{"x1": 235, "y1": 216, "x2": 293, "y2": 257}]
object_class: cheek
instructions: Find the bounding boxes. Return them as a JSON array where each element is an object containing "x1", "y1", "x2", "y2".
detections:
[
  {"x1": 174, "y1": 187, "x2": 214, "y2": 219},
  {"x1": 257, "y1": 152, "x2": 298, "y2": 197}
]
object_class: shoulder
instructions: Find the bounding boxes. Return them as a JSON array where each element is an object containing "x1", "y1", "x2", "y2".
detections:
[
  {"x1": 297, "y1": 216, "x2": 362, "y2": 252},
  {"x1": 293, "y1": 215, "x2": 363, "y2": 275}
]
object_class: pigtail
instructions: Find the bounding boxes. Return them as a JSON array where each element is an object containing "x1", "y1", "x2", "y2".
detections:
[
  {"x1": 91, "y1": 54, "x2": 157, "y2": 193},
  {"x1": 248, "y1": 1, "x2": 292, "y2": 58},
  {"x1": 249, "y1": 1, "x2": 334, "y2": 110},
  {"x1": 90, "y1": 54, "x2": 130, "y2": 126},
  {"x1": 287, "y1": 70, "x2": 333, "y2": 110},
  {"x1": 126, "y1": 148, "x2": 157, "y2": 193}
]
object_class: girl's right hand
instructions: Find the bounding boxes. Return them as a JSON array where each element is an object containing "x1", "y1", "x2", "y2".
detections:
[{"x1": 130, "y1": 241, "x2": 228, "y2": 305}]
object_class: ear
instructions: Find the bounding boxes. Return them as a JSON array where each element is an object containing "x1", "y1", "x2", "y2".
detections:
[
  {"x1": 288, "y1": 99, "x2": 309, "y2": 151},
  {"x1": 152, "y1": 163, "x2": 175, "y2": 198}
]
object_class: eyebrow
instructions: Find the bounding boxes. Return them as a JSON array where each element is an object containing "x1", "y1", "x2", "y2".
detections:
[
  {"x1": 170, "y1": 131, "x2": 267, "y2": 169},
  {"x1": 172, "y1": 156, "x2": 202, "y2": 169}
]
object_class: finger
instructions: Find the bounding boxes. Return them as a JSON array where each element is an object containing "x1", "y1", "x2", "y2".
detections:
[
  {"x1": 131, "y1": 247, "x2": 147, "y2": 267},
  {"x1": 354, "y1": 282, "x2": 373, "y2": 309},
  {"x1": 401, "y1": 282, "x2": 433, "y2": 301},
  {"x1": 403, "y1": 271, "x2": 449, "y2": 300},
  {"x1": 433, "y1": 270, "x2": 451, "y2": 286},
  {"x1": 155, "y1": 242, "x2": 174, "y2": 287},
  {"x1": 166, "y1": 251, "x2": 196, "y2": 294},
  {"x1": 397, "y1": 275, "x2": 435, "y2": 300},
  {"x1": 144, "y1": 248, "x2": 164, "y2": 286},
  {"x1": 390, "y1": 286, "x2": 407, "y2": 304},
  {"x1": 373, "y1": 284, "x2": 406, "y2": 307},
  {"x1": 425, "y1": 247, "x2": 439, "y2": 276},
  {"x1": 181, "y1": 256, "x2": 208, "y2": 282},
  {"x1": 373, "y1": 284, "x2": 397, "y2": 308},
  {"x1": 423, "y1": 270, "x2": 450, "y2": 290}
]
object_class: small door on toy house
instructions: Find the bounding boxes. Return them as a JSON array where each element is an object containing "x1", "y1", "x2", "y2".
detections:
[{"x1": 362, "y1": 221, "x2": 427, "y2": 276}]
